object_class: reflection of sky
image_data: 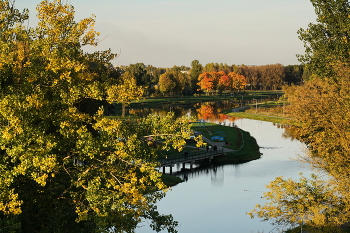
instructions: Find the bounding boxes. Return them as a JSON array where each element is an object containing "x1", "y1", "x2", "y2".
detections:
[{"x1": 137, "y1": 119, "x2": 313, "y2": 233}]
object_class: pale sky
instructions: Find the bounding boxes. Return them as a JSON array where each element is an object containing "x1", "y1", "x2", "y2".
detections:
[{"x1": 16, "y1": 0, "x2": 316, "y2": 67}]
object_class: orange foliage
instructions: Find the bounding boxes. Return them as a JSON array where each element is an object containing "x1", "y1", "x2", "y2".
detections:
[
  {"x1": 228, "y1": 72, "x2": 247, "y2": 91},
  {"x1": 196, "y1": 104, "x2": 215, "y2": 121},
  {"x1": 197, "y1": 72, "x2": 214, "y2": 92}
]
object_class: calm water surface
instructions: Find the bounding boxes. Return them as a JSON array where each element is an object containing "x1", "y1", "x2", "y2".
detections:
[{"x1": 137, "y1": 119, "x2": 311, "y2": 233}]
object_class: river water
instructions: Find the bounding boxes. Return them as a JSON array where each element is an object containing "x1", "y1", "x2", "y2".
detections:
[{"x1": 137, "y1": 117, "x2": 311, "y2": 233}]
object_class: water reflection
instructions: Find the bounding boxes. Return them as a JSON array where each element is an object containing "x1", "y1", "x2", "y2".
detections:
[
  {"x1": 137, "y1": 119, "x2": 310, "y2": 233},
  {"x1": 128, "y1": 101, "x2": 241, "y2": 124}
]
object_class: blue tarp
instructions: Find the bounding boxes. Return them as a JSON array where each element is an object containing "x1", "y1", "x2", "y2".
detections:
[{"x1": 211, "y1": 136, "x2": 224, "y2": 141}]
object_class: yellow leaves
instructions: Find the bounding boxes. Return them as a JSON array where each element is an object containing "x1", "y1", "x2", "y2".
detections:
[
  {"x1": 25, "y1": 94, "x2": 44, "y2": 109},
  {"x1": 106, "y1": 79, "x2": 144, "y2": 104},
  {"x1": 74, "y1": 64, "x2": 85, "y2": 73},
  {"x1": 248, "y1": 173, "x2": 350, "y2": 229},
  {"x1": 59, "y1": 71, "x2": 71, "y2": 80},
  {"x1": 75, "y1": 206, "x2": 89, "y2": 221},
  {"x1": 32, "y1": 173, "x2": 48, "y2": 186},
  {"x1": 0, "y1": 190, "x2": 22, "y2": 215}
]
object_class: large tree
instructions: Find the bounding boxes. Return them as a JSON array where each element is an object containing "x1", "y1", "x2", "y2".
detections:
[
  {"x1": 158, "y1": 66, "x2": 189, "y2": 96},
  {"x1": 297, "y1": 0, "x2": 350, "y2": 77},
  {"x1": 190, "y1": 60, "x2": 202, "y2": 93},
  {"x1": 0, "y1": 1, "x2": 194, "y2": 232},
  {"x1": 249, "y1": 0, "x2": 350, "y2": 231}
]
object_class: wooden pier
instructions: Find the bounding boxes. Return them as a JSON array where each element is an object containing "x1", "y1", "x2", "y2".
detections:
[{"x1": 158, "y1": 148, "x2": 224, "y2": 174}]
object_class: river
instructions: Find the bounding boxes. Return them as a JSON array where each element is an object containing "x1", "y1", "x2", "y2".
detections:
[{"x1": 137, "y1": 118, "x2": 311, "y2": 233}]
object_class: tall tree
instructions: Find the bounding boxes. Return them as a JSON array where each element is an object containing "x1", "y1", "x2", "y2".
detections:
[
  {"x1": 0, "y1": 1, "x2": 194, "y2": 232},
  {"x1": 228, "y1": 72, "x2": 247, "y2": 93},
  {"x1": 125, "y1": 63, "x2": 152, "y2": 90},
  {"x1": 217, "y1": 74, "x2": 231, "y2": 93},
  {"x1": 158, "y1": 71, "x2": 176, "y2": 95},
  {"x1": 297, "y1": 0, "x2": 350, "y2": 77},
  {"x1": 197, "y1": 72, "x2": 214, "y2": 95},
  {"x1": 190, "y1": 60, "x2": 202, "y2": 93},
  {"x1": 249, "y1": 0, "x2": 350, "y2": 230}
]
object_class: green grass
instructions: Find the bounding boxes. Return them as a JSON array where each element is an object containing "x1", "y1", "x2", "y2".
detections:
[
  {"x1": 211, "y1": 129, "x2": 261, "y2": 164},
  {"x1": 192, "y1": 124, "x2": 261, "y2": 164},
  {"x1": 161, "y1": 174, "x2": 183, "y2": 187},
  {"x1": 226, "y1": 112, "x2": 289, "y2": 124},
  {"x1": 156, "y1": 123, "x2": 261, "y2": 166},
  {"x1": 192, "y1": 124, "x2": 241, "y2": 151}
]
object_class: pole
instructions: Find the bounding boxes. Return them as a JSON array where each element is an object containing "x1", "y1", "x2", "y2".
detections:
[{"x1": 253, "y1": 99, "x2": 257, "y2": 113}]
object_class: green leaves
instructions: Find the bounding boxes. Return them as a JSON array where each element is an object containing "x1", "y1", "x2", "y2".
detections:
[
  {"x1": 298, "y1": 0, "x2": 350, "y2": 77},
  {"x1": 0, "y1": 1, "x2": 192, "y2": 232}
]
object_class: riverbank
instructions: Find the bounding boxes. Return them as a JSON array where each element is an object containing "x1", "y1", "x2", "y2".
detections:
[
  {"x1": 161, "y1": 123, "x2": 261, "y2": 186},
  {"x1": 192, "y1": 124, "x2": 261, "y2": 164},
  {"x1": 221, "y1": 104, "x2": 292, "y2": 125}
]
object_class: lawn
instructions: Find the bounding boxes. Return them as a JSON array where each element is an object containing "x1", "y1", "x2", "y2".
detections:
[
  {"x1": 192, "y1": 124, "x2": 242, "y2": 151},
  {"x1": 192, "y1": 123, "x2": 261, "y2": 164}
]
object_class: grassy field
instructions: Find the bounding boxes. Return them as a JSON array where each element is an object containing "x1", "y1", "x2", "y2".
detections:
[
  {"x1": 225, "y1": 111, "x2": 289, "y2": 124},
  {"x1": 192, "y1": 124, "x2": 242, "y2": 151},
  {"x1": 192, "y1": 124, "x2": 261, "y2": 164}
]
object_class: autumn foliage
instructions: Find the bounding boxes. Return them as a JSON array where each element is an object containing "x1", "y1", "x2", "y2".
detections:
[{"x1": 197, "y1": 71, "x2": 247, "y2": 94}]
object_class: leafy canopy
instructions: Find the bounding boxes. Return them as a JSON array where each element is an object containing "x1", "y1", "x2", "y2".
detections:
[
  {"x1": 0, "y1": 1, "x2": 195, "y2": 232},
  {"x1": 249, "y1": 0, "x2": 350, "y2": 231}
]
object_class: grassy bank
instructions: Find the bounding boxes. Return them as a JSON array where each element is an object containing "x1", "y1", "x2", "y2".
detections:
[
  {"x1": 158, "y1": 122, "x2": 261, "y2": 188},
  {"x1": 192, "y1": 124, "x2": 261, "y2": 164},
  {"x1": 192, "y1": 124, "x2": 241, "y2": 151},
  {"x1": 161, "y1": 174, "x2": 183, "y2": 187},
  {"x1": 226, "y1": 111, "x2": 289, "y2": 124},
  {"x1": 214, "y1": 129, "x2": 261, "y2": 164}
]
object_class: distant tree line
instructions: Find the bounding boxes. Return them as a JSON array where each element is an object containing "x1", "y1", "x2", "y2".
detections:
[{"x1": 116, "y1": 61, "x2": 307, "y2": 97}]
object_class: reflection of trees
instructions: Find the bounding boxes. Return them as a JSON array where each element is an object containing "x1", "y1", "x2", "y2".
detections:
[
  {"x1": 128, "y1": 106, "x2": 189, "y2": 118},
  {"x1": 197, "y1": 104, "x2": 215, "y2": 121},
  {"x1": 196, "y1": 102, "x2": 240, "y2": 124},
  {"x1": 127, "y1": 101, "x2": 240, "y2": 124},
  {"x1": 169, "y1": 164, "x2": 226, "y2": 186},
  {"x1": 272, "y1": 123, "x2": 299, "y2": 141},
  {"x1": 281, "y1": 125, "x2": 300, "y2": 141}
]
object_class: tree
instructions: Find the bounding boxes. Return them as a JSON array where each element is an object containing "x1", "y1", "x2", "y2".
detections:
[
  {"x1": 124, "y1": 63, "x2": 149, "y2": 86},
  {"x1": 0, "y1": 1, "x2": 194, "y2": 232},
  {"x1": 285, "y1": 65, "x2": 304, "y2": 85},
  {"x1": 107, "y1": 70, "x2": 144, "y2": 117},
  {"x1": 158, "y1": 67, "x2": 189, "y2": 96},
  {"x1": 146, "y1": 65, "x2": 160, "y2": 86},
  {"x1": 249, "y1": 0, "x2": 350, "y2": 229},
  {"x1": 283, "y1": 65, "x2": 350, "y2": 180},
  {"x1": 228, "y1": 72, "x2": 247, "y2": 93},
  {"x1": 158, "y1": 71, "x2": 176, "y2": 95},
  {"x1": 197, "y1": 72, "x2": 214, "y2": 95},
  {"x1": 297, "y1": 0, "x2": 350, "y2": 77},
  {"x1": 248, "y1": 174, "x2": 350, "y2": 232},
  {"x1": 190, "y1": 60, "x2": 202, "y2": 93},
  {"x1": 203, "y1": 62, "x2": 218, "y2": 72},
  {"x1": 217, "y1": 74, "x2": 231, "y2": 93}
]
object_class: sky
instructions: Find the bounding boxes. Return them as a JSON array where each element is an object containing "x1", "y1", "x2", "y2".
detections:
[{"x1": 16, "y1": 0, "x2": 317, "y2": 68}]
